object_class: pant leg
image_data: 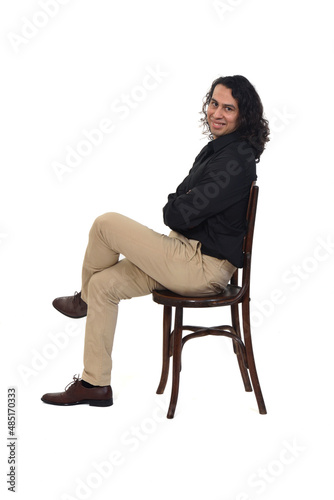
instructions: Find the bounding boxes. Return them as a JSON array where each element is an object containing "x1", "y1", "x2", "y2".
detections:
[
  {"x1": 80, "y1": 212, "x2": 236, "y2": 385},
  {"x1": 82, "y1": 258, "x2": 163, "y2": 386},
  {"x1": 81, "y1": 212, "x2": 234, "y2": 300}
]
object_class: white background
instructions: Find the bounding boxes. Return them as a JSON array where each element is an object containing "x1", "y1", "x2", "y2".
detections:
[{"x1": 1, "y1": 1, "x2": 333, "y2": 499}]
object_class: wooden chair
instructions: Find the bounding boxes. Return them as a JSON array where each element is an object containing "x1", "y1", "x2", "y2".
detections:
[{"x1": 152, "y1": 182, "x2": 266, "y2": 418}]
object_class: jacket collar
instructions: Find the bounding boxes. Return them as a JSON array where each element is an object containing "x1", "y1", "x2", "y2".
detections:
[{"x1": 207, "y1": 130, "x2": 242, "y2": 153}]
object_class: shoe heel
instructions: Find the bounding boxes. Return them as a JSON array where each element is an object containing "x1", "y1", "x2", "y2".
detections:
[{"x1": 89, "y1": 399, "x2": 113, "y2": 407}]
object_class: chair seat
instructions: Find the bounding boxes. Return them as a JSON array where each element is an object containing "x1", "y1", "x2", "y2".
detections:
[{"x1": 152, "y1": 284, "x2": 242, "y2": 308}]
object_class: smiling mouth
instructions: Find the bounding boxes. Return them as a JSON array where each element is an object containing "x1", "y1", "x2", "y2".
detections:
[{"x1": 211, "y1": 121, "x2": 226, "y2": 128}]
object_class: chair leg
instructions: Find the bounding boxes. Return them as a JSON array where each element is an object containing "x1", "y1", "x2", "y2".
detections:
[
  {"x1": 230, "y1": 270, "x2": 240, "y2": 355},
  {"x1": 156, "y1": 305, "x2": 172, "y2": 395},
  {"x1": 231, "y1": 303, "x2": 252, "y2": 392},
  {"x1": 242, "y1": 297, "x2": 267, "y2": 414},
  {"x1": 231, "y1": 303, "x2": 241, "y2": 354},
  {"x1": 167, "y1": 306, "x2": 183, "y2": 419}
]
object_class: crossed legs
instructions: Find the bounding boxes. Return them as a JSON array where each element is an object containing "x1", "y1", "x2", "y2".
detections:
[{"x1": 78, "y1": 212, "x2": 236, "y2": 385}]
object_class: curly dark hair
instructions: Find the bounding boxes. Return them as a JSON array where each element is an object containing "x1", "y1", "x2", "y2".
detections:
[{"x1": 201, "y1": 75, "x2": 270, "y2": 162}]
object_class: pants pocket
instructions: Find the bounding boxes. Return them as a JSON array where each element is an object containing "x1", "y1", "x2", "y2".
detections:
[
  {"x1": 203, "y1": 255, "x2": 237, "y2": 292},
  {"x1": 168, "y1": 230, "x2": 201, "y2": 262}
]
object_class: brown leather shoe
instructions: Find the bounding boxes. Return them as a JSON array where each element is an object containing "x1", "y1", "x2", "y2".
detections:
[
  {"x1": 52, "y1": 291, "x2": 87, "y2": 318},
  {"x1": 41, "y1": 375, "x2": 113, "y2": 407}
]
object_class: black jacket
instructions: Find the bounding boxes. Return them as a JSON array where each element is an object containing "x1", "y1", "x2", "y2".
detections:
[{"x1": 163, "y1": 131, "x2": 257, "y2": 268}]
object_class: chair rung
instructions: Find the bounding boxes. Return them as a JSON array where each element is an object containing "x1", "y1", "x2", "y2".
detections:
[{"x1": 181, "y1": 326, "x2": 248, "y2": 369}]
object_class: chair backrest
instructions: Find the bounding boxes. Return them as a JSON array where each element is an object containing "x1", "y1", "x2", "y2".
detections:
[
  {"x1": 231, "y1": 181, "x2": 259, "y2": 291},
  {"x1": 243, "y1": 181, "x2": 259, "y2": 255}
]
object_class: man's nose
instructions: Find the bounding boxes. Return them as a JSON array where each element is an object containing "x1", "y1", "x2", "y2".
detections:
[{"x1": 213, "y1": 106, "x2": 224, "y2": 119}]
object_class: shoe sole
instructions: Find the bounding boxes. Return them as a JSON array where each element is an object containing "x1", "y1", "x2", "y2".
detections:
[
  {"x1": 52, "y1": 303, "x2": 87, "y2": 319},
  {"x1": 41, "y1": 398, "x2": 113, "y2": 407}
]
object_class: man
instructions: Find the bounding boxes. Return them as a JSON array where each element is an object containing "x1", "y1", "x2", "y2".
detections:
[{"x1": 41, "y1": 75, "x2": 270, "y2": 407}]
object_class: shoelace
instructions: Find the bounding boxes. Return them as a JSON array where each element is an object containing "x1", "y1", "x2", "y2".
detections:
[
  {"x1": 65, "y1": 374, "x2": 81, "y2": 391},
  {"x1": 72, "y1": 291, "x2": 81, "y2": 304}
]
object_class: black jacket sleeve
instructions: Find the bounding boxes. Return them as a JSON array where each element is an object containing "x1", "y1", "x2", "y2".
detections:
[{"x1": 163, "y1": 149, "x2": 253, "y2": 231}]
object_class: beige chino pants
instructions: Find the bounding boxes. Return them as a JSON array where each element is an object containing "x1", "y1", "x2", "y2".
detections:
[{"x1": 80, "y1": 213, "x2": 236, "y2": 386}]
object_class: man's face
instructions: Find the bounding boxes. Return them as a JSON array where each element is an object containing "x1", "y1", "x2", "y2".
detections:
[{"x1": 206, "y1": 84, "x2": 240, "y2": 139}]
